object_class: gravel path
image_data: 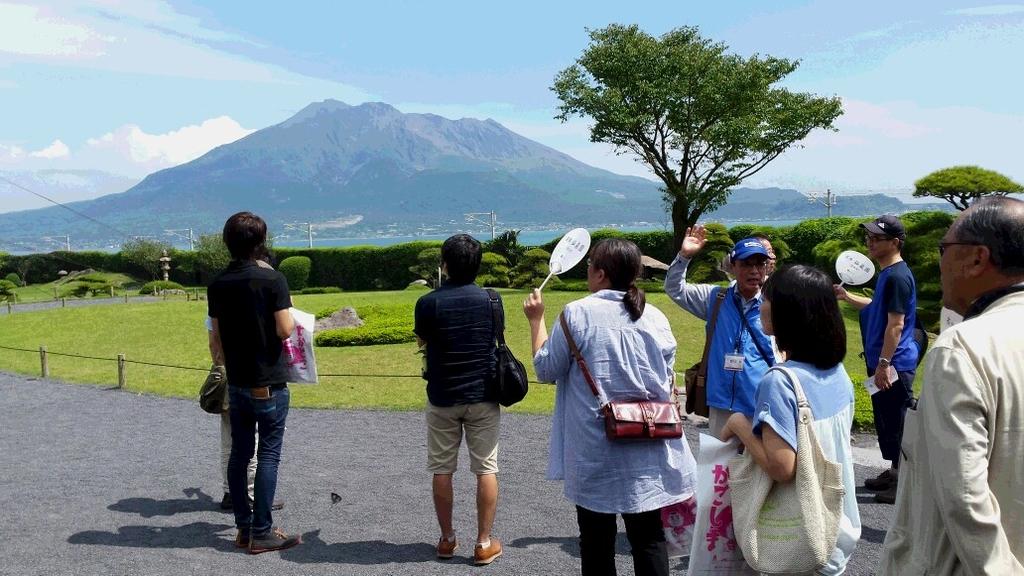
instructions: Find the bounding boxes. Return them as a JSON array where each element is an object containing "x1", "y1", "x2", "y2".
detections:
[
  {"x1": 0, "y1": 372, "x2": 894, "y2": 575},
  {"x1": 0, "y1": 296, "x2": 161, "y2": 315}
]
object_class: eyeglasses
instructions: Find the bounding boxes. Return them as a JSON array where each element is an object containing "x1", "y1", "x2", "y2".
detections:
[
  {"x1": 734, "y1": 259, "x2": 769, "y2": 270},
  {"x1": 937, "y1": 241, "x2": 980, "y2": 256},
  {"x1": 864, "y1": 233, "x2": 895, "y2": 243}
]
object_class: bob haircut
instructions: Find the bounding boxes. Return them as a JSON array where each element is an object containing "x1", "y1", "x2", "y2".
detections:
[
  {"x1": 762, "y1": 264, "x2": 846, "y2": 369},
  {"x1": 222, "y1": 211, "x2": 268, "y2": 261}
]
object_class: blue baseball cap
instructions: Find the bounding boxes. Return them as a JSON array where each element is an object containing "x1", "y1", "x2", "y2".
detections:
[{"x1": 730, "y1": 237, "x2": 771, "y2": 262}]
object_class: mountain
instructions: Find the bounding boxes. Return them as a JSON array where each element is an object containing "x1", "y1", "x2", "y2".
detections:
[
  {"x1": 707, "y1": 187, "x2": 952, "y2": 220},
  {"x1": 0, "y1": 100, "x2": 666, "y2": 249},
  {"x1": 0, "y1": 169, "x2": 139, "y2": 214},
  {"x1": 0, "y1": 100, "x2": 953, "y2": 252}
]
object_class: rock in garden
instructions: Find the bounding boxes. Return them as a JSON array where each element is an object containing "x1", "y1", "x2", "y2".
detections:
[{"x1": 316, "y1": 306, "x2": 364, "y2": 331}]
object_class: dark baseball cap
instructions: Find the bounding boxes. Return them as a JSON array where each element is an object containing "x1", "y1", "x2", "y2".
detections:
[{"x1": 860, "y1": 215, "x2": 906, "y2": 240}]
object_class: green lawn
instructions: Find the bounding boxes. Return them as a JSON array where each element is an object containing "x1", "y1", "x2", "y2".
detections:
[
  {"x1": 9, "y1": 272, "x2": 141, "y2": 303},
  {"x1": 0, "y1": 288, "x2": 876, "y2": 427}
]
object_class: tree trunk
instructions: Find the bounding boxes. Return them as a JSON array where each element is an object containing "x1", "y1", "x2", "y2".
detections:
[{"x1": 670, "y1": 195, "x2": 705, "y2": 251}]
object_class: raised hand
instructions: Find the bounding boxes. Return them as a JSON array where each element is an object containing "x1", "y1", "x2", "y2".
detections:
[{"x1": 679, "y1": 225, "x2": 708, "y2": 259}]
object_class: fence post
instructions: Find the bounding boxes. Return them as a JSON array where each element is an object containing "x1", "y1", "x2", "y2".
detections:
[
  {"x1": 117, "y1": 354, "x2": 126, "y2": 388},
  {"x1": 124, "y1": 293, "x2": 129, "y2": 304},
  {"x1": 53, "y1": 286, "x2": 58, "y2": 300},
  {"x1": 110, "y1": 286, "x2": 115, "y2": 298},
  {"x1": 6, "y1": 301, "x2": 10, "y2": 314},
  {"x1": 39, "y1": 346, "x2": 49, "y2": 378},
  {"x1": 61, "y1": 297, "x2": 66, "y2": 308}
]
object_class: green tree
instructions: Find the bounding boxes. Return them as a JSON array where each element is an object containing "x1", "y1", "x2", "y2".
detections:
[
  {"x1": 192, "y1": 234, "x2": 230, "y2": 277},
  {"x1": 477, "y1": 252, "x2": 511, "y2": 287},
  {"x1": 913, "y1": 165, "x2": 1023, "y2": 210},
  {"x1": 120, "y1": 238, "x2": 172, "y2": 280},
  {"x1": 552, "y1": 24, "x2": 843, "y2": 249},
  {"x1": 0, "y1": 279, "x2": 16, "y2": 302},
  {"x1": 511, "y1": 248, "x2": 557, "y2": 288},
  {"x1": 409, "y1": 247, "x2": 443, "y2": 287},
  {"x1": 483, "y1": 230, "x2": 527, "y2": 268}
]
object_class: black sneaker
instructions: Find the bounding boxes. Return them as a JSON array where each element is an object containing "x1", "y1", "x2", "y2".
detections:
[
  {"x1": 249, "y1": 527, "x2": 301, "y2": 554},
  {"x1": 220, "y1": 493, "x2": 233, "y2": 510},
  {"x1": 864, "y1": 469, "x2": 894, "y2": 492},
  {"x1": 875, "y1": 482, "x2": 898, "y2": 504}
]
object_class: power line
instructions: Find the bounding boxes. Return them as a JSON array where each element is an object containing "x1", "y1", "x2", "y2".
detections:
[{"x1": 0, "y1": 174, "x2": 132, "y2": 239}]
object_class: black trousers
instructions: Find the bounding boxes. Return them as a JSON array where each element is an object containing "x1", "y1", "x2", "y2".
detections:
[
  {"x1": 872, "y1": 369, "x2": 916, "y2": 465},
  {"x1": 576, "y1": 505, "x2": 668, "y2": 576}
]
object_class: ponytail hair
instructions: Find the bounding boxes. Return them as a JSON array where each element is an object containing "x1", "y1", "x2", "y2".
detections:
[
  {"x1": 589, "y1": 238, "x2": 646, "y2": 321},
  {"x1": 624, "y1": 283, "x2": 646, "y2": 321}
]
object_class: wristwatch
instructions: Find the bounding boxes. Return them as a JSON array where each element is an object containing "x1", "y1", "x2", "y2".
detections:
[{"x1": 878, "y1": 357, "x2": 891, "y2": 367}]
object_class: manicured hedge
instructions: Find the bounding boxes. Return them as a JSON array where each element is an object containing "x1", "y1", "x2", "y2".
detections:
[
  {"x1": 139, "y1": 280, "x2": 185, "y2": 295},
  {"x1": 315, "y1": 303, "x2": 416, "y2": 347},
  {"x1": 279, "y1": 256, "x2": 312, "y2": 291},
  {"x1": 276, "y1": 241, "x2": 442, "y2": 291}
]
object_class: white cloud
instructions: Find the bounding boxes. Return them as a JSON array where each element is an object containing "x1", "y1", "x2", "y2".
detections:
[
  {"x1": 0, "y1": 1, "x2": 371, "y2": 98},
  {"x1": 82, "y1": 116, "x2": 254, "y2": 173},
  {"x1": 0, "y1": 115, "x2": 254, "y2": 176},
  {"x1": 29, "y1": 139, "x2": 70, "y2": 159},
  {"x1": 746, "y1": 99, "x2": 1024, "y2": 193},
  {"x1": 0, "y1": 3, "x2": 115, "y2": 58},
  {"x1": 947, "y1": 4, "x2": 1024, "y2": 16},
  {"x1": 0, "y1": 143, "x2": 26, "y2": 161}
]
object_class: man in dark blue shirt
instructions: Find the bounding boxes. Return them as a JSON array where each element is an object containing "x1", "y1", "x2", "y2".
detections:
[
  {"x1": 208, "y1": 212, "x2": 301, "y2": 553},
  {"x1": 414, "y1": 234, "x2": 503, "y2": 565},
  {"x1": 835, "y1": 215, "x2": 919, "y2": 504}
]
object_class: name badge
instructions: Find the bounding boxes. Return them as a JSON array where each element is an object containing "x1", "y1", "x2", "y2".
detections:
[{"x1": 724, "y1": 353, "x2": 744, "y2": 371}]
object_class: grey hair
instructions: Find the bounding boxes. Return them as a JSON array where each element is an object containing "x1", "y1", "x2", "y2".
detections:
[{"x1": 954, "y1": 196, "x2": 1024, "y2": 275}]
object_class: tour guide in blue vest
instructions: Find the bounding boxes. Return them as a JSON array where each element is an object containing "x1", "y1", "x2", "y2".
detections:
[
  {"x1": 665, "y1": 226, "x2": 776, "y2": 437},
  {"x1": 834, "y1": 214, "x2": 919, "y2": 504}
]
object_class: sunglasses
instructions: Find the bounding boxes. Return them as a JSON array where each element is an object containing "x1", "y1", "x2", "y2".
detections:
[{"x1": 937, "y1": 241, "x2": 979, "y2": 256}]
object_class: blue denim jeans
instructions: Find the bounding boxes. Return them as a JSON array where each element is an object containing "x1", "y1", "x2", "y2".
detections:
[
  {"x1": 872, "y1": 369, "x2": 915, "y2": 465},
  {"x1": 228, "y1": 384, "x2": 289, "y2": 537}
]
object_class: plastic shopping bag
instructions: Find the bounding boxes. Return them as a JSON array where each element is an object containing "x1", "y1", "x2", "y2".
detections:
[
  {"x1": 687, "y1": 434, "x2": 756, "y2": 575},
  {"x1": 283, "y1": 307, "x2": 318, "y2": 384},
  {"x1": 662, "y1": 496, "x2": 697, "y2": 558}
]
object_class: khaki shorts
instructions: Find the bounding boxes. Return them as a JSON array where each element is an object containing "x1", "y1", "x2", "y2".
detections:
[{"x1": 426, "y1": 401, "x2": 500, "y2": 475}]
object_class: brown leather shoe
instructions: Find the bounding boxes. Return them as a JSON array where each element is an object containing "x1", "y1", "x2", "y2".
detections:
[
  {"x1": 473, "y1": 537, "x2": 502, "y2": 566},
  {"x1": 234, "y1": 528, "x2": 250, "y2": 549},
  {"x1": 436, "y1": 536, "x2": 457, "y2": 559},
  {"x1": 249, "y1": 527, "x2": 301, "y2": 554}
]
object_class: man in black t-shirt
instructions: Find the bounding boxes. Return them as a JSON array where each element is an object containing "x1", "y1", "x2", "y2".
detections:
[
  {"x1": 208, "y1": 212, "x2": 301, "y2": 554},
  {"x1": 414, "y1": 234, "x2": 503, "y2": 565}
]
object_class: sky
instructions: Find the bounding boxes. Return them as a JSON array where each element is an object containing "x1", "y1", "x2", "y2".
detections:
[{"x1": 1, "y1": 0, "x2": 1023, "y2": 211}]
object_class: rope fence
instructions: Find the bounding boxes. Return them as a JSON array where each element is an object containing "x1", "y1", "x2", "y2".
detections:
[{"x1": 0, "y1": 343, "x2": 430, "y2": 388}]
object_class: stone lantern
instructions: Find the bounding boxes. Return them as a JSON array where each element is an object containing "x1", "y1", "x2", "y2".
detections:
[{"x1": 159, "y1": 250, "x2": 172, "y2": 282}]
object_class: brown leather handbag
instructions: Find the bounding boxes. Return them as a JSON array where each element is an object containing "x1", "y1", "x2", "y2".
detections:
[
  {"x1": 559, "y1": 312, "x2": 682, "y2": 440},
  {"x1": 683, "y1": 290, "x2": 726, "y2": 417}
]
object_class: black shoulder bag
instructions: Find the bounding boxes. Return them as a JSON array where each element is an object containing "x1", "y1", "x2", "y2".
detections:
[{"x1": 486, "y1": 289, "x2": 529, "y2": 407}]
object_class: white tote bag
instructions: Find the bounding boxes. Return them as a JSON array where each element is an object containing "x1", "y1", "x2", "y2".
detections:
[
  {"x1": 283, "y1": 307, "x2": 318, "y2": 384},
  {"x1": 729, "y1": 366, "x2": 844, "y2": 574},
  {"x1": 687, "y1": 434, "x2": 757, "y2": 575}
]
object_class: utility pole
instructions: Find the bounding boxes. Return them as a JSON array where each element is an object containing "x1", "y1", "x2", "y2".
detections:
[
  {"x1": 807, "y1": 188, "x2": 839, "y2": 218},
  {"x1": 285, "y1": 222, "x2": 314, "y2": 248},
  {"x1": 164, "y1": 228, "x2": 194, "y2": 250},
  {"x1": 464, "y1": 211, "x2": 496, "y2": 240}
]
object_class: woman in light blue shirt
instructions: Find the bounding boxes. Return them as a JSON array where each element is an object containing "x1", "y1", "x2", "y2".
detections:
[
  {"x1": 523, "y1": 238, "x2": 697, "y2": 576},
  {"x1": 721, "y1": 265, "x2": 861, "y2": 575}
]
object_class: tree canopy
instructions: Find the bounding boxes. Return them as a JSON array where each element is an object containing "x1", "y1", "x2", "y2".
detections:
[
  {"x1": 120, "y1": 238, "x2": 172, "y2": 280},
  {"x1": 552, "y1": 24, "x2": 843, "y2": 248},
  {"x1": 913, "y1": 165, "x2": 1023, "y2": 210}
]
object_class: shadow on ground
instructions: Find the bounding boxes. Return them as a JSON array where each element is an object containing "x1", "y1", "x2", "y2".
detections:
[
  {"x1": 68, "y1": 521, "x2": 235, "y2": 551},
  {"x1": 107, "y1": 487, "x2": 220, "y2": 518}
]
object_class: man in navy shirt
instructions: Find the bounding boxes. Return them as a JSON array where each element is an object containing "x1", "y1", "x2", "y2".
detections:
[
  {"x1": 414, "y1": 234, "x2": 503, "y2": 565},
  {"x1": 835, "y1": 215, "x2": 919, "y2": 504}
]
